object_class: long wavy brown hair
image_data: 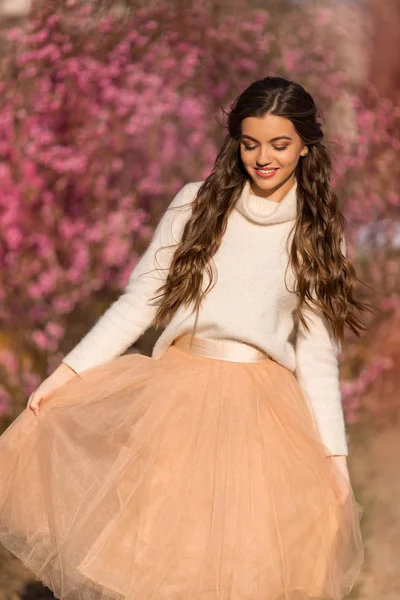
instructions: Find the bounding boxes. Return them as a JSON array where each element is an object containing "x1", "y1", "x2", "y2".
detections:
[{"x1": 151, "y1": 76, "x2": 373, "y2": 344}]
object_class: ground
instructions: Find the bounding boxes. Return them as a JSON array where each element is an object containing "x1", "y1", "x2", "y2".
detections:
[{"x1": 347, "y1": 419, "x2": 400, "y2": 600}]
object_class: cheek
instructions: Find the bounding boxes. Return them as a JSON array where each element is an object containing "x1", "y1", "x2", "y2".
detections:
[
  {"x1": 240, "y1": 149, "x2": 259, "y2": 168},
  {"x1": 280, "y1": 150, "x2": 301, "y2": 167}
]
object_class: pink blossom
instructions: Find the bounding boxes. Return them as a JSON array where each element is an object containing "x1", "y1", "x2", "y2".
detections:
[
  {"x1": 7, "y1": 28, "x2": 22, "y2": 42},
  {"x1": 0, "y1": 0, "x2": 397, "y2": 423},
  {"x1": 23, "y1": 372, "x2": 41, "y2": 397},
  {"x1": 45, "y1": 322, "x2": 65, "y2": 340},
  {"x1": 0, "y1": 350, "x2": 18, "y2": 374},
  {"x1": 53, "y1": 297, "x2": 73, "y2": 313},
  {"x1": 32, "y1": 330, "x2": 50, "y2": 350},
  {"x1": 4, "y1": 227, "x2": 23, "y2": 250}
]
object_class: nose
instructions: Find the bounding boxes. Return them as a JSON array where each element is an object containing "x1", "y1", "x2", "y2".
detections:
[{"x1": 255, "y1": 146, "x2": 274, "y2": 167}]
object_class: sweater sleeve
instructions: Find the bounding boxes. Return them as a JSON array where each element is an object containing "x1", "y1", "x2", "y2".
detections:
[
  {"x1": 61, "y1": 182, "x2": 197, "y2": 374},
  {"x1": 294, "y1": 236, "x2": 348, "y2": 457}
]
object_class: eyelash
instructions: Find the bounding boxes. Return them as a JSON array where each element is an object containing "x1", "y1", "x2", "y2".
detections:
[{"x1": 243, "y1": 145, "x2": 287, "y2": 152}]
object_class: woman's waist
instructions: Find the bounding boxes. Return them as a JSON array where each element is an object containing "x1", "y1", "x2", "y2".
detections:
[{"x1": 172, "y1": 334, "x2": 272, "y2": 364}]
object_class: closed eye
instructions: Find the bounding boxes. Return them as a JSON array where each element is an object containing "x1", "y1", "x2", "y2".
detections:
[{"x1": 243, "y1": 145, "x2": 288, "y2": 152}]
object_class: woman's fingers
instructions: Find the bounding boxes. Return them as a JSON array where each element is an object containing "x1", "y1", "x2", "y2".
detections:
[
  {"x1": 330, "y1": 461, "x2": 352, "y2": 505},
  {"x1": 27, "y1": 392, "x2": 42, "y2": 416}
]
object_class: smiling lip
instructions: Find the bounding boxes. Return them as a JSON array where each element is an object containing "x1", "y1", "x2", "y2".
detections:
[{"x1": 254, "y1": 167, "x2": 279, "y2": 179}]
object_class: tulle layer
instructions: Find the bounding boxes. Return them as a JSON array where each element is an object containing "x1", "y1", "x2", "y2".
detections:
[{"x1": 0, "y1": 345, "x2": 364, "y2": 599}]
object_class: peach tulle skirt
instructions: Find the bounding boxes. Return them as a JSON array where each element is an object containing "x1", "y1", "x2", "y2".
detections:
[{"x1": 0, "y1": 335, "x2": 364, "y2": 600}]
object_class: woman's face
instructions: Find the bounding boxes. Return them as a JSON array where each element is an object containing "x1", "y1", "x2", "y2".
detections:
[{"x1": 239, "y1": 114, "x2": 308, "y2": 199}]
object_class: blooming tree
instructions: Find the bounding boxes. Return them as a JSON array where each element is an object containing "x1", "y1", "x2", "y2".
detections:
[{"x1": 0, "y1": 0, "x2": 399, "y2": 424}]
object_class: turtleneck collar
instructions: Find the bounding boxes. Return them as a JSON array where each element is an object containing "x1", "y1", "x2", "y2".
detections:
[{"x1": 234, "y1": 178, "x2": 298, "y2": 225}]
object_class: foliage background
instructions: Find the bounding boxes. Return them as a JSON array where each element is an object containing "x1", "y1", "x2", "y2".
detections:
[{"x1": 0, "y1": 0, "x2": 399, "y2": 426}]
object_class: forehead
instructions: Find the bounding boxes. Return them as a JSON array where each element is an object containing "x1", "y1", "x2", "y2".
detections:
[{"x1": 241, "y1": 114, "x2": 297, "y2": 139}]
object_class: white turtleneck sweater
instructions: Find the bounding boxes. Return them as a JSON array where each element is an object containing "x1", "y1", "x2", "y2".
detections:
[{"x1": 62, "y1": 180, "x2": 349, "y2": 456}]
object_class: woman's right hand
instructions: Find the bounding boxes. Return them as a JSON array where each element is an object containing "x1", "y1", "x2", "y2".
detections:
[{"x1": 27, "y1": 363, "x2": 78, "y2": 416}]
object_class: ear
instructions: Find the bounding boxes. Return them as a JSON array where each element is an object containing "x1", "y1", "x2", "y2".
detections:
[{"x1": 300, "y1": 146, "x2": 309, "y2": 157}]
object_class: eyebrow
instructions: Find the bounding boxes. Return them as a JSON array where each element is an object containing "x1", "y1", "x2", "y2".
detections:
[{"x1": 240, "y1": 134, "x2": 293, "y2": 143}]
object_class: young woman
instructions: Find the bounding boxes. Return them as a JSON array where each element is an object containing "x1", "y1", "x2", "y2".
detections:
[{"x1": 0, "y1": 76, "x2": 368, "y2": 600}]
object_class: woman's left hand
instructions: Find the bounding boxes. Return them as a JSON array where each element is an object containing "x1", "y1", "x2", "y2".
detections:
[{"x1": 328, "y1": 455, "x2": 352, "y2": 505}]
